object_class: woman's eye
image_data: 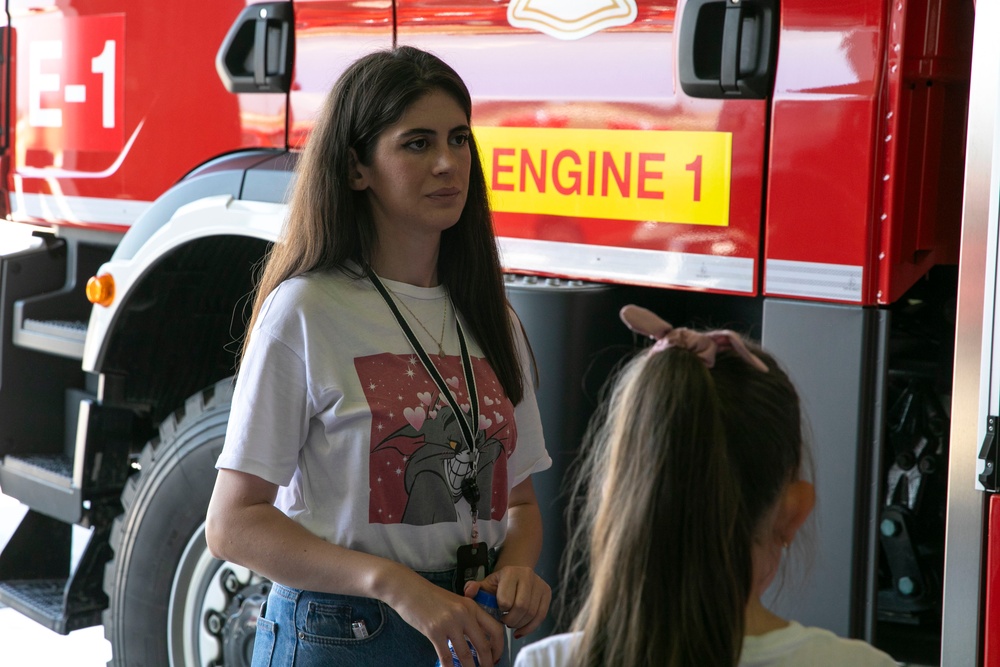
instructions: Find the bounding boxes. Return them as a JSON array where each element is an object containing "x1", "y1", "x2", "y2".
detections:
[
  {"x1": 406, "y1": 138, "x2": 428, "y2": 150},
  {"x1": 451, "y1": 133, "x2": 470, "y2": 146}
]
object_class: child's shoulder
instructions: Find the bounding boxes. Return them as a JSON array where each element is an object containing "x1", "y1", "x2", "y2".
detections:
[
  {"x1": 514, "y1": 632, "x2": 582, "y2": 667},
  {"x1": 740, "y1": 622, "x2": 898, "y2": 666}
]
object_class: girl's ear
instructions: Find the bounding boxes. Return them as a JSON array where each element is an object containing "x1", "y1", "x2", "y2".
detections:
[
  {"x1": 776, "y1": 480, "x2": 815, "y2": 546},
  {"x1": 348, "y1": 148, "x2": 368, "y2": 191}
]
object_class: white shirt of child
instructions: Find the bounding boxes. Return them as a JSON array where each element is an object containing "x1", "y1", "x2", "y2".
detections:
[{"x1": 514, "y1": 623, "x2": 899, "y2": 666}]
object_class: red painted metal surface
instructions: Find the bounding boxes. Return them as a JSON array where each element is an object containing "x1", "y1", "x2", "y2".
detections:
[
  {"x1": 0, "y1": 0, "x2": 970, "y2": 300},
  {"x1": 874, "y1": 0, "x2": 972, "y2": 304},
  {"x1": 4, "y1": 0, "x2": 279, "y2": 230},
  {"x1": 287, "y1": 1, "x2": 394, "y2": 150},
  {"x1": 763, "y1": 0, "x2": 883, "y2": 300},
  {"x1": 764, "y1": 0, "x2": 972, "y2": 305},
  {"x1": 986, "y1": 494, "x2": 1000, "y2": 666}
]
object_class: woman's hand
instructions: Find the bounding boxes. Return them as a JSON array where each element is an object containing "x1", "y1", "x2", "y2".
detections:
[
  {"x1": 465, "y1": 566, "x2": 551, "y2": 639},
  {"x1": 384, "y1": 568, "x2": 505, "y2": 667},
  {"x1": 470, "y1": 477, "x2": 551, "y2": 640}
]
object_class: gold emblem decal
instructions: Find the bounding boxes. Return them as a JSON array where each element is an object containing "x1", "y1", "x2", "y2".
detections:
[{"x1": 507, "y1": 0, "x2": 638, "y2": 40}]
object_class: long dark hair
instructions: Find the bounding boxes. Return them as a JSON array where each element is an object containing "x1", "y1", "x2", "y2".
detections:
[
  {"x1": 242, "y1": 46, "x2": 526, "y2": 403},
  {"x1": 565, "y1": 341, "x2": 804, "y2": 666}
]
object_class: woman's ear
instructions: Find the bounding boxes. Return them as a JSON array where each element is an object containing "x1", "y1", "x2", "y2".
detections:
[
  {"x1": 348, "y1": 148, "x2": 368, "y2": 191},
  {"x1": 776, "y1": 480, "x2": 815, "y2": 545}
]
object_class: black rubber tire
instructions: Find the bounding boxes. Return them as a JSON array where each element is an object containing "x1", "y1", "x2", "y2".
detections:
[{"x1": 103, "y1": 378, "x2": 234, "y2": 667}]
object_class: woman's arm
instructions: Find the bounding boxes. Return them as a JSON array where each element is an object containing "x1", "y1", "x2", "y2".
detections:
[
  {"x1": 207, "y1": 468, "x2": 383, "y2": 593},
  {"x1": 206, "y1": 468, "x2": 504, "y2": 667},
  {"x1": 495, "y1": 477, "x2": 544, "y2": 570}
]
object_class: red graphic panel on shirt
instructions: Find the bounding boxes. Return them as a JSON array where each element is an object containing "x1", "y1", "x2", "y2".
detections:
[{"x1": 356, "y1": 352, "x2": 517, "y2": 525}]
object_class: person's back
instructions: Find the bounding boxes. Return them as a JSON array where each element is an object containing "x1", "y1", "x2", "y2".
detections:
[
  {"x1": 740, "y1": 622, "x2": 896, "y2": 666},
  {"x1": 514, "y1": 305, "x2": 896, "y2": 667}
]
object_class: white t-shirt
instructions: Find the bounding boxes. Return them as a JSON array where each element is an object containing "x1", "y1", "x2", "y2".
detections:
[
  {"x1": 738, "y1": 621, "x2": 899, "y2": 665},
  {"x1": 515, "y1": 624, "x2": 899, "y2": 666},
  {"x1": 217, "y1": 269, "x2": 551, "y2": 572}
]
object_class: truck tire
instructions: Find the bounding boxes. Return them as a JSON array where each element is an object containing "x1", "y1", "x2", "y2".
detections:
[{"x1": 103, "y1": 378, "x2": 270, "y2": 667}]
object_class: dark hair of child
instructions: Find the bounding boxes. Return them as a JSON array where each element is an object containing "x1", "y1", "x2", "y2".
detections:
[{"x1": 563, "y1": 339, "x2": 805, "y2": 666}]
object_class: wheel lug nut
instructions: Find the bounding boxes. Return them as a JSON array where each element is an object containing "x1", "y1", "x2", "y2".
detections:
[{"x1": 206, "y1": 611, "x2": 223, "y2": 634}]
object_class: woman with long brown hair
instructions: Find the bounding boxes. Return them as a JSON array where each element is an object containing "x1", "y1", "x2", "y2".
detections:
[
  {"x1": 206, "y1": 46, "x2": 551, "y2": 667},
  {"x1": 516, "y1": 305, "x2": 895, "y2": 667}
]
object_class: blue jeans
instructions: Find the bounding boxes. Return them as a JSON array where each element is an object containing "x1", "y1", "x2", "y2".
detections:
[{"x1": 251, "y1": 568, "x2": 511, "y2": 667}]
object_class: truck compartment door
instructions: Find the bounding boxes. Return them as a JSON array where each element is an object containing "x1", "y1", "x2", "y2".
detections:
[{"x1": 396, "y1": 0, "x2": 771, "y2": 297}]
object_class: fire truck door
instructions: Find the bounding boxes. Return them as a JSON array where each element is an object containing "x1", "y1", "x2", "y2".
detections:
[
  {"x1": 395, "y1": 0, "x2": 774, "y2": 296},
  {"x1": 5, "y1": 0, "x2": 270, "y2": 231}
]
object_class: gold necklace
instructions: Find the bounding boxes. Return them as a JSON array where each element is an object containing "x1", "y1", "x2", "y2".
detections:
[{"x1": 389, "y1": 291, "x2": 449, "y2": 356}]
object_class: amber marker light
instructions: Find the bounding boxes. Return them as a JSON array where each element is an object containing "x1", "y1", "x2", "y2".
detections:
[{"x1": 86, "y1": 273, "x2": 115, "y2": 307}]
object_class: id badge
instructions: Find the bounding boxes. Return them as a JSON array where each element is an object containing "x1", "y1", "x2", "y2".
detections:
[{"x1": 454, "y1": 541, "x2": 490, "y2": 593}]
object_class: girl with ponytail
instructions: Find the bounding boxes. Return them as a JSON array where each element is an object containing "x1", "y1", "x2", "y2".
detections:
[{"x1": 515, "y1": 305, "x2": 896, "y2": 667}]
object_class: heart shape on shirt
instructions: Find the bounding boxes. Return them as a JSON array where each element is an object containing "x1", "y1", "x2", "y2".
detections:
[
  {"x1": 494, "y1": 412, "x2": 504, "y2": 423},
  {"x1": 446, "y1": 376, "x2": 461, "y2": 389},
  {"x1": 403, "y1": 406, "x2": 426, "y2": 431},
  {"x1": 479, "y1": 415, "x2": 493, "y2": 430},
  {"x1": 417, "y1": 391, "x2": 433, "y2": 406},
  {"x1": 484, "y1": 396, "x2": 494, "y2": 406}
]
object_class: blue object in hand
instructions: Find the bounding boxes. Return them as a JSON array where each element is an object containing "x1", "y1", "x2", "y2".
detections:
[{"x1": 435, "y1": 590, "x2": 503, "y2": 666}]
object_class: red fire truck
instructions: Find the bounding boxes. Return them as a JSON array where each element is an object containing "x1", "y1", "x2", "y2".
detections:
[{"x1": 0, "y1": 0, "x2": 980, "y2": 665}]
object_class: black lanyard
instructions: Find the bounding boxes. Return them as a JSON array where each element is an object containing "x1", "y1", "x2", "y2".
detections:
[
  {"x1": 370, "y1": 274, "x2": 493, "y2": 572},
  {"x1": 368, "y1": 273, "x2": 480, "y2": 464}
]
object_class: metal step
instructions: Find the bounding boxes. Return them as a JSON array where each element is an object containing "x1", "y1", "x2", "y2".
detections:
[
  {"x1": 0, "y1": 510, "x2": 110, "y2": 635},
  {"x1": 22, "y1": 318, "x2": 87, "y2": 340},
  {"x1": 0, "y1": 455, "x2": 81, "y2": 524},
  {"x1": 14, "y1": 317, "x2": 87, "y2": 359},
  {"x1": 0, "y1": 579, "x2": 102, "y2": 634},
  {"x1": 4, "y1": 454, "x2": 73, "y2": 487}
]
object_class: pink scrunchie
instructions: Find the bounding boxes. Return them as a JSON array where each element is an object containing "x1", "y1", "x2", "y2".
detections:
[{"x1": 619, "y1": 304, "x2": 769, "y2": 373}]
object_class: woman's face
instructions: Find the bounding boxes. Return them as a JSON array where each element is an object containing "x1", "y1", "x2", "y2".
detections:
[{"x1": 351, "y1": 89, "x2": 472, "y2": 246}]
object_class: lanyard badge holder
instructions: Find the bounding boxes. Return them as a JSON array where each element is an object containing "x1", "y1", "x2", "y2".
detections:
[
  {"x1": 369, "y1": 274, "x2": 490, "y2": 594},
  {"x1": 455, "y1": 477, "x2": 490, "y2": 590}
]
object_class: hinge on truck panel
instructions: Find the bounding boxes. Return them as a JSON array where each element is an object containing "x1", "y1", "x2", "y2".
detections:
[{"x1": 978, "y1": 415, "x2": 998, "y2": 490}]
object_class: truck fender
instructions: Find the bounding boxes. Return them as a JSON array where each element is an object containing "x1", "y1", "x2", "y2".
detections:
[{"x1": 82, "y1": 151, "x2": 296, "y2": 426}]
